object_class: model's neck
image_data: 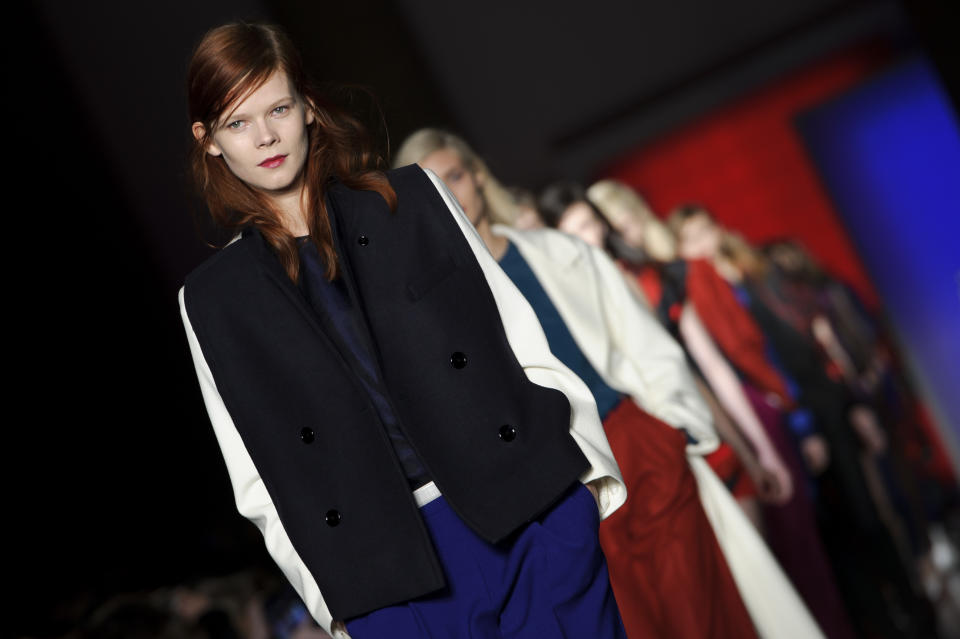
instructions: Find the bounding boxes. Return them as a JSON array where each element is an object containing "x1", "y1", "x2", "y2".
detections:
[
  {"x1": 713, "y1": 255, "x2": 743, "y2": 283},
  {"x1": 476, "y1": 216, "x2": 509, "y2": 261},
  {"x1": 270, "y1": 185, "x2": 310, "y2": 237}
]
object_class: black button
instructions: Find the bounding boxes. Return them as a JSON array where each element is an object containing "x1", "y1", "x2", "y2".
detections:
[
  {"x1": 358, "y1": 235, "x2": 369, "y2": 246},
  {"x1": 300, "y1": 427, "x2": 314, "y2": 444},
  {"x1": 450, "y1": 352, "x2": 468, "y2": 369},
  {"x1": 498, "y1": 424, "x2": 517, "y2": 442},
  {"x1": 325, "y1": 509, "x2": 341, "y2": 527}
]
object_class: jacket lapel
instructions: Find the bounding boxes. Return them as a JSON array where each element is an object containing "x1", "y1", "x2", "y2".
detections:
[
  {"x1": 324, "y1": 185, "x2": 393, "y2": 389},
  {"x1": 244, "y1": 196, "x2": 388, "y2": 394},
  {"x1": 246, "y1": 225, "x2": 370, "y2": 386},
  {"x1": 246, "y1": 225, "x2": 322, "y2": 332}
]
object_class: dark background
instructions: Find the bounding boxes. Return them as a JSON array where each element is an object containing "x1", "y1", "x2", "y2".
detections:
[{"x1": 17, "y1": 0, "x2": 958, "y2": 634}]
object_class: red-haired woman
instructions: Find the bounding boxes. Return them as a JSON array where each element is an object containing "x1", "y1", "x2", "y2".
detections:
[{"x1": 180, "y1": 22, "x2": 627, "y2": 639}]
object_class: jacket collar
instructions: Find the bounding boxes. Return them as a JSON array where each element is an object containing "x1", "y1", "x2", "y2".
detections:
[{"x1": 240, "y1": 225, "x2": 321, "y2": 334}]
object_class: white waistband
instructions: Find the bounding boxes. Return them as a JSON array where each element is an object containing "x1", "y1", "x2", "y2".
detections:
[{"x1": 413, "y1": 481, "x2": 441, "y2": 507}]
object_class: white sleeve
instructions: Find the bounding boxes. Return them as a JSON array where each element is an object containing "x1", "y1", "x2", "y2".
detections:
[
  {"x1": 179, "y1": 288, "x2": 349, "y2": 639},
  {"x1": 587, "y1": 244, "x2": 719, "y2": 454},
  {"x1": 422, "y1": 168, "x2": 626, "y2": 519}
]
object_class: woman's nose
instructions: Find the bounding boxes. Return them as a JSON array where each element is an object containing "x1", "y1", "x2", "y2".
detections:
[{"x1": 256, "y1": 121, "x2": 278, "y2": 147}]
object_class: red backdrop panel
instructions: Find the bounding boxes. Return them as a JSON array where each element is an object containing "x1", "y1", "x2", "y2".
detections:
[{"x1": 600, "y1": 43, "x2": 894, "y2": 307}]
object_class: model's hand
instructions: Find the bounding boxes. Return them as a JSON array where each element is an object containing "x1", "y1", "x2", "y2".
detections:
[
  {"x1": 800, "y1": 434, "x2": 830, "y2": 475},
  {"x1": 585, "y1": 480, "x2": 601, "y2": 511},
  {"x1": 753, "y1": 449, "x2": 794, "y2": 505},
  {"x1": 746, "y1": 465, "x2": 781, "y2": 504}
]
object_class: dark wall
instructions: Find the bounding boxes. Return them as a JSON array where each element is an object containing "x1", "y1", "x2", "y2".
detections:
[
  {"x1": 394, "y1": 0, "x2": 911, "y2": 185},
  {"x1": 19, "y1": 3, "x2": 270, "y2": 635}
]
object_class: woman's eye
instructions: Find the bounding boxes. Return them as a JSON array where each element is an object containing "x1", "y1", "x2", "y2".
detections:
[
  {"x1": 226, "y1": 120, "x2": 244, "y2": 130},
  {"x1": 273, "y1": 105, "x2": 289, "y2": 115}
]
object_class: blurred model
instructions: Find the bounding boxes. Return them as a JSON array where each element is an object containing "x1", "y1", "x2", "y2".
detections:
[
  {"x1": 671, "y1": 205, "x2": 941, "y2": 639},
  {"x1": 395, "y1": 129, "x2": 826, "y2": 639},
  {"x1": 558, "y1": 179, "x2": 856, "y2": 639}
]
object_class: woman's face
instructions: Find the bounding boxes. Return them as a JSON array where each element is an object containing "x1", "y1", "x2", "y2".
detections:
[
  {"x1": 609, "y1": 204, "x2": 647, "y2": 249},
  {"x1": 194, "y1": 70, "x2": 314, "y2": 201},
  {"x1": 558, "y1": 201, "x2": 606, "y2": 248},
  {"x1": 418, "y1": 148, "x2": 486, "y2": 225},
  {"x1": 677, "y1": 212, "x2": 720, "y2": 260},
  {"x1": 514, "y1": 205, "x2": 544, "y2": 230}
]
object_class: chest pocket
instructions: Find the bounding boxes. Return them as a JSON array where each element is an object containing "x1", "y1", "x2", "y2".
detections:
[{"x1": 406, "y1": 253, "x2": 459, "y2": 302}]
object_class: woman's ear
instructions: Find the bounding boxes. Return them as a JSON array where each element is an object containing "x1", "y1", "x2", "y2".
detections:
[
  {"x1": 303, "y1": 98, "x2": 317, "y2": 126},
  {"x1": 474, "y1": 167, "x2": 487, "y2": 189},
  {"x1": 192, "y1": 121, "x2": 222, "y2": 157}
]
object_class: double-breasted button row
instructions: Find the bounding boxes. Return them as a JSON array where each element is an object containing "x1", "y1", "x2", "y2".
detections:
[
  {"x1": 447, "y1": 353, "x2": 516, "y2": 442},
  {"x1": 297, "y1": 432, "x2": 341, "y2": 526},
  {"x1": 357, "y1": 235, "x2": 369, "y2": 246}
]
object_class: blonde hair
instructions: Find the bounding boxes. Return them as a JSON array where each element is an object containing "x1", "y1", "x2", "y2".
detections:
[
  {"x1": 720, "y1": 230, "x2": 767, "y2": 278},
  {"x1": 393, "y1": 128, "x2": 520, "y2": 225},
  {"x1": 587, "y1": 179, "x2": 676, "y2": 261}
]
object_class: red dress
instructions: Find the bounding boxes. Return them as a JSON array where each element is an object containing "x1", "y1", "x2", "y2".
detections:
[
  {"x1": 599, "y1": 398, "x2": 758, "y2": 639},
  {"x1": 685, "y1": 259, "x2": 794, "y2": 405}
]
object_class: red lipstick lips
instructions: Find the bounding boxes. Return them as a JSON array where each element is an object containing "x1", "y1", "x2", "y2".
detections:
[{"x1": 259, "y1": 154, "x2": 287, "y2": 168}]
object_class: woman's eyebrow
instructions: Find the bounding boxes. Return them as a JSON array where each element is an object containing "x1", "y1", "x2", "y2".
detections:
[
  {"x1": 267, "y1": 96, "x2": 295, "y2": 109},
  {"x1": 222, "y1": 96, "x2": 295, "y2": 123}
]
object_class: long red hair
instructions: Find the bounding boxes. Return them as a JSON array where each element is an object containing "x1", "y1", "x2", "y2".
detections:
[{"x1": 187, "y1": 21, "x2": 396, "y2": 281}]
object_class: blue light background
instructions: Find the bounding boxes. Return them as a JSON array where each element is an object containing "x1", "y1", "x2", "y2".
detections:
[{"x1": 797, "y1": 54, "x2": 960, "y2": 465}]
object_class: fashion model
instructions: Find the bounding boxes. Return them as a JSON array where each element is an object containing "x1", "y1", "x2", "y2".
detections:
[{"x1": 179, "y1": 22, "x2": 627, "y2": 639}]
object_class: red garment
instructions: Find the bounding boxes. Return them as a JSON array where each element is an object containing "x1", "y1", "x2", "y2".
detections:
[
  {"x1": 634, "y1": 263, "x2": 663, "y2": 309},
  {"x1": 685, "y1": 259, "x2": 794, "y2": 406},
  {"x1": 599, "y1": 398, "x2": 758, "y2": 639}
]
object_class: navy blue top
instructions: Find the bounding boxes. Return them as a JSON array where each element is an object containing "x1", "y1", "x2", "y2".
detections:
[
  {"x1": 498, "y1": 242, "x2": 624, "y2": 421},
  {"x1": 297, "y1": 237, "x2": 430, "y2": 489}
]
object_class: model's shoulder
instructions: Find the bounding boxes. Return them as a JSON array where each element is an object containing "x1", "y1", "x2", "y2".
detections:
[
  {"x1": 183, "y1": 232, "x2": 258, "y2": 291},
  {"x1": 346, "y1": 165, "x2": 451, "y2": 221},
  {"x1": 385, "y1": 163, "x2": 430, "y2": 189},
  {"x1": 499, "y1": 226, "x2": 590, "y2": 265},
  {"x1": 326, "y1": 165, "x2": 431, "y2": 195},
  {"x1": 388, "y1": 165, "x2": 448, "y2": 204},
  {"x1": 325, "y1": 166, "x2": 437, "y2": 216},
  {"x1": 530, "y1": 226, "x2": 587, "y2": 249}
]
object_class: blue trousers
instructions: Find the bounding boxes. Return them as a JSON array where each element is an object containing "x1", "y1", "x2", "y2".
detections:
[{"x1": 345, "y1": 482, "x2": 627, "y2": 638}]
